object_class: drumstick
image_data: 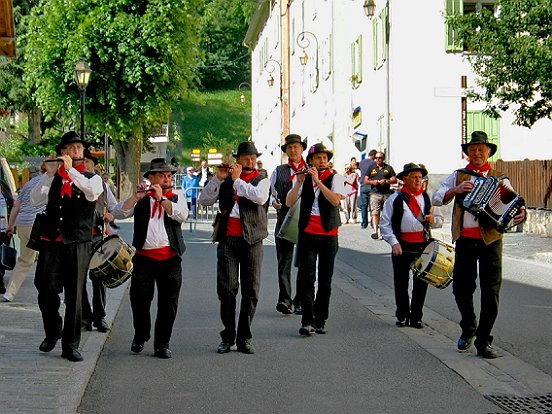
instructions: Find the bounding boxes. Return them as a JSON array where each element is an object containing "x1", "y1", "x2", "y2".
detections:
[{"x1": 401, "y1": 251, "x2": 430, "y2": 255}]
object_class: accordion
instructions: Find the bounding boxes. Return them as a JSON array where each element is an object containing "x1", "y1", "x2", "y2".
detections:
[{"x1": 462, "y1": 176, "x2": 525, "y2": 232}]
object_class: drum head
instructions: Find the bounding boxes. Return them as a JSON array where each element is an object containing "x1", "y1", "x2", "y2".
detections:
[
  {"x1": 89, "y1": 236, "x2": 124, "y2": 269},
  {"x1": 417, "y1": 241, "x2": 437, "y2": 273}
]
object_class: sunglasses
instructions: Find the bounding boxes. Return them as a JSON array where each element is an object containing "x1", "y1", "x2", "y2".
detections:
[{"x1": 375, "y1": 157, "x2": 383, "y2": 159}]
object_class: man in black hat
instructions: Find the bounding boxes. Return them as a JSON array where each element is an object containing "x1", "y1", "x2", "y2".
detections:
[
  {"x1": 112, "y1": 158, "x2": 188, "y2": 359},
  {"x1": 81, "y1": 148, "x2": 118, "y2": 333},
  {"x1": 269, "y1": 133, "x2": 307, "y2": 315},
  {"x1": 286, "y1": 143, "x2": 347, "y2": 336},
  {"x1": 433, "y1": 131, "x2": 526, "y2": 358},
  {"x1": 30, "y1": 131, "x2": 103, "y2": 362},
  {"x1": 199, "y1": 141, "x2": 270, "y2": 354},
  {"x1": 380, "y1": 163, "x2": 443, "y2": 328}
]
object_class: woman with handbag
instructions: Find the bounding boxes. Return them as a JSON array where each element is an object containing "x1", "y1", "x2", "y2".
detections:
[{"x1": 0, "y1": 177, "x2": 16, "y2": 294}]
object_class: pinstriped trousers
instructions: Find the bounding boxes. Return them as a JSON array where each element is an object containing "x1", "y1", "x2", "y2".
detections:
[{"x1": 217, "y1": 236, "x2": 263, "y2": 345}]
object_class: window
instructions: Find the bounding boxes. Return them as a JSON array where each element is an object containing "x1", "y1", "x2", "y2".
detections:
[
  {"x1": 467, "y1": 110, "x2": 501, "y2": 161},
  {"x1": 372, "y1": 6, "x2": 388, "y2": 70},
  {"x1": 445, "y1": 0, "x2": 497, "y2": 53},
  {"x1": 351, "y1": 35, "x2": 363, "y2": 88}
]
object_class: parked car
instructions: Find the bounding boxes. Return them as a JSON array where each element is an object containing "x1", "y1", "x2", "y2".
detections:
[{"x1": 0, "y1": 157, "x2": 17, "y2": 194}]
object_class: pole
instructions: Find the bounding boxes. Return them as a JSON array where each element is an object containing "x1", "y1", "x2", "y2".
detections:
[{"x1": 79, "y1": 89, "x2": 86, "y2": 141}]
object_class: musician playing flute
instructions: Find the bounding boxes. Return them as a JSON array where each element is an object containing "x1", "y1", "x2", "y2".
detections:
[
  {"x1": 198, "y1": 141, "x2": 270, "y2": 355},
  {"x1": 432, "y1": 131, "x2": 526, "y2": 358},
  {"x1": 380, "y1": 163, "x2": 443, "y2": 329},
  {"x1": 286, "y1": 143, "x2": 347, "y2": 336},
  {"x1": 112, "y1": 158, "x2": 188, "y2": 359},
  {"x1": 30, "y1": 131, "x2": 103, "y2": 362}
]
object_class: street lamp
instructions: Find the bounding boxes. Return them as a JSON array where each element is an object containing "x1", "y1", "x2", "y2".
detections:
[
  {"x1": 296, "y1": 31, "x2": 319, "y2": 67},
  {"x1": 74, "y1": 58, "x2": 92, "y2": 140},
  {"x1": 238, "y1": 82, "x2": 250, "y2": 106},
  {"x1": 264, "y1": 59, "x2": 282, "y2": 91},
  {"x1": 363, "y1": 0, "x2": 376, "y2": 18}
]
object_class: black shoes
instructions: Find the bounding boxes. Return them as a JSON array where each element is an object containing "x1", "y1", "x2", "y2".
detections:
[
  {"x1": 476, "y1": 343, "x2": 500, "y2": 359},
  {"x1": 39, "y1": 336, "x2": 60, "y2": 353},
  {"x1": 313, "y1": 322, "x2": 326, "y2": 334},
  {"x1": 131, "y1": 339, "x2": 145, "y2": 353},
  {"x1": 276, "y1": 303, "x2": 293, "y2": 315},
  {"x1": 61, "y1": 349, "x2": 83, "y2": 362},
  {"x1": 457, "y1": 336, "x2": 474, "y2": 351},
  {"x1": 154, "y1": 347, "x2": 172, "y2": 359},
  {"x1": 236, "y1": 340, "x2": 255, "y2": 354},
  {"x1": 409, "y1": 320, "x2": 423, "y2": 329},
  {"x1": 395, "y1": 318, "x2": 408, "y2": 327},
  {"x1": 217, "y1": 341, "x2": 232, "y2": 354},
  {"x1": 293, "y1": 305, "x2": 303, "y2": 315},
  {"x1": 93, "y1": 318, "x2": 110, "y2": 333},
  {"x1": 82, "y1": 319, "x2": 93, "y2": 331},
  {"x1": 299, "y1": 325, "x2": 315, "y2": 336}
]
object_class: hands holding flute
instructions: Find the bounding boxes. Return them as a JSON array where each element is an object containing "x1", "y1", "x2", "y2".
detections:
[{"x1": 44, "y1": 154, "x2": 76, "y2": 176}]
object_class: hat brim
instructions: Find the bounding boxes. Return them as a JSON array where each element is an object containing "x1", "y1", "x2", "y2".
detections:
[
  {"x1": 55, "y1": 139, "x2": 90, "y2": 155},
  {"x1": 281, "y1": 141, "x2": 307, "y2": 152},
  {"x1": 143, "y1": 168, "x2": 178, "y2": 178},
  {"x1": 461, "y1": 142, "x2": 497, "y2": 157},
  {"x1": 306, "y1": 150, "x2": 333, "y2": 162},
  {"x1": 232, "y1": 152, "x2": 262, "y2": 158},
  {"x1": 397, "y1": 167, "x2": 428, "y2": 181}
]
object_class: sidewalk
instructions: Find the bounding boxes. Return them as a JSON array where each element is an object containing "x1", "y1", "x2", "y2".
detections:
[{"x1": 1, "y1": 218, "x2": 551, "y2": 414}]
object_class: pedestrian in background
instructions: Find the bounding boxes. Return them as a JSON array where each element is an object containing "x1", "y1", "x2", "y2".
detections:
[
  {"x1": 2, "y1": 164, "x2": 46, "y2": 302},
  {"x1": 358, "y1": 149, "x2": 377, "y2": 229},
  {"x1": 183, "y1": 166, "x2": 200, "y2": 219},
  {"x1": 380, "y1": 163, "x2": 443, "y2": 328},
  {"x1": 365, "y1": 152, "x2": 397, "y2": 239},
  {"x1": 0, "y1": 177, "x2": 16, "y2": 295},
  {"x1": 342, "y1": 163, "x2": 359, "y2": 224}
]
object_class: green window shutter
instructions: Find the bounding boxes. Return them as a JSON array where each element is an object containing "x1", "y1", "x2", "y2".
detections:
[
  {"x1": 381, "y1": 6, "x2": 388, "y2": 62},
  {"x1": 373, "y1": 18, "x2": 379, "y2": 70},
  {"x1": 357, "y1": 35, "x2": 363, "y2": 84},
  {"x1": 467, "y1": 110, "x2": 501, "y2": 161},
  {"x1": 445, "y1": 0, "x2": 463, "y2": 52}
]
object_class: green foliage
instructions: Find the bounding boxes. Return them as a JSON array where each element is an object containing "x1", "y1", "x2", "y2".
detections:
[
  {"x1": 197, "y1": 0, "x2": 257, "y2": 89},
  {"x1": 451, "y1": 0, "x2": 552, "y2": 127},
  {"x1": 24, "y1": 0, "x2": 202, "y2": 139},
  {"x1": 173, "y1": 89, "x2": 251, "y2": 165},
  {"x1": 0, "y1": 117, "x2": 26, "y2": 161}
]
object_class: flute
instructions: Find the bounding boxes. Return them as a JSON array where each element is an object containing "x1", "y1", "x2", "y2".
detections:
[
  {"x1": 136, "y1": 186, "x2": 174, "y2": 193},
  {"x1": 44, "y1": 158, "x2": 85, "y2": 163},
  {"x1": 215, "y1": 164, "x2": 257, "y2": 171},
  {"x1": 295, "y1": 167, "x2": 329, "y2": 175}
]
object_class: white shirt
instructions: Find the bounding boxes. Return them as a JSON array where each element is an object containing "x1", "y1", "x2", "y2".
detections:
[
  {"x1": 30, "y1": 170, "x2": 103, "y2": 207},
  {"x1": 295, "y1": 174, "x2": 348, "y2": 216}
]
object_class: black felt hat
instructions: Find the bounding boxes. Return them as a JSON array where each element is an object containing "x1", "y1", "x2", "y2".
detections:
[
  {"x1": 461, "y1": 131, "x2": 497, "y2": 157},
  {"x1": 396, "y1": 162, "x2": 428, "y2": 180},
  {"x1": 306, "y1": 143, "x2": 333, "y2": 163},
  {"x1": 232, "y1": 142, "x2": 262, "y2": 158},
  {"x1": 281, "y1": 134, "x2": 307, "y2": 152},
  {"x1": 55, "y1": 131, "x2": 88, "y2": 155},
  {"x1": 143, "y1": 158, "x2": 178, "y2": 178}
]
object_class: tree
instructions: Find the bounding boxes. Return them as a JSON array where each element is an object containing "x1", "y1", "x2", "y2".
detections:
[
  {"x1": 24, "y1": 0, "x2": 201, "y2": 197},
  {"x1": 196, "y1": 0, "x2": 257, "y2": 89},
  {"x1": 451, "y1": 0, "x2": 552, "y2": 127}
]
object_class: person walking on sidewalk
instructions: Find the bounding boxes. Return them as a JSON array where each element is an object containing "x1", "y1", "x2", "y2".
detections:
[
  {"x1": 270, "y1": 133, "x2": 307, "y2": 316},
  {"x1": 365, "y1": 152, "x2": 397, "y2": 240},
  {"x1": 30, "y1": 131, "x2": 103, "y2": 362},
  {"x1": 380, "y1": 163, "x2": 443, "y2": 329},
  {"x1": 0, "y1": 178, "x2": 16, "y2": 296},
  {"x1": 199, "y1": 141, "x2": 270, "y2": 355},
  {"x1": 432, "y1": 131, "x2": 526, "y2": 359},
  {"x1": 286, "y1": 143, "x2": 347, "y2": 336},
  {"x1": 3, "y1": 165, "x2": 46, "y2": 302},
  {"x1": 113, "y1": 158, "x2": 188, "y2": 359},
  {"x1": 342, "y1": 163, "x2": 359, "y2": 224},
  {"x1": 358, "y1": 149, "x2": 377, "y2": 230},
  {"x1": 80, "y1": 149, "x2": 117, "y2": 333}
]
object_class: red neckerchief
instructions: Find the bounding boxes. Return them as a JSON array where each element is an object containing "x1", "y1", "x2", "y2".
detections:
[
  {"x1": 314, "y1": 168, "x2": 332, "y2": 188},
  {"x1": 288, "y1": 159, "x2": 306, "y2": 182},
  {"x1": 58, "y1": 163, "x2": 85, "y2": 198},
  {"x1": 150, "y1": 189, "x2": 177, "y2": 219},
  {"x1": 234, "y1": 169, "x2": 260, "y2": 203},
  {"x1": 400, "y1": 186, "x2": 424, "y2": 218},
  {"x1": 465, "y1": 162, "x2": 491, "y2": 176}
]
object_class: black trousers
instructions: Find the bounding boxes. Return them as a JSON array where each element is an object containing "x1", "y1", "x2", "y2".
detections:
[
  {"x1": 391, "y1": 241, "x2": 428, "y2": 322},
  {"x1": 82, "y1": 236, "x2": 106, "y2": 323},
  {"x1": 453, "y1": 237, "x2": 502, "y2": 346},
  {"x1": 129, "y1": 254, "x2": 182, "y2": 349},
  {"x1": 34, "y1": 241, "x2": 91, "y2": 352},
  {"x1": 297, "y1": 232, "x2": 339, "y2": 327},
  {"x1": 274, "y1": 219, "x2": 299, "y2": 308},
  {"x1": 217, "y1": 236, "x2": 263, "y2": 345}
]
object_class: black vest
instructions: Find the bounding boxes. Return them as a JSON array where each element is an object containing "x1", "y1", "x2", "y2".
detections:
[
  {"x1": 273, "y1": 164, "x2": 293, "y2": 219},
  {"x1": 218, "y1": 175, "x2": 269, "y2": 245},
  {"x1": 41, "y1": 172, "x2": 97, "y2": 243},
  {"x1": 298, "y1": 174, "x2": 341, "y2": 232},
  {"x1": 391, "y1": 191, "x2": 431, "y2": 242},
  {"x1": 132, "y1": 195, "x2": 186, "y2": 256}
]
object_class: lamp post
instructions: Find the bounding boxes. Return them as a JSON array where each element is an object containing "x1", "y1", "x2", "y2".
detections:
[
  {"x1": 264, "y1": 59, "x2": 282, "y2": 96},
  {"x1": 74, "y1": 58, "x2": 92, "y2": 140},
  {"x1": 363, "y1": 0, "x2": 376, "y2": 18},
  {"x1": 238, "y1": 82, "x2": 250, "y2": 106},
  {"x1": 296, "y1": 31, "x2": 319, "y2": 91}
]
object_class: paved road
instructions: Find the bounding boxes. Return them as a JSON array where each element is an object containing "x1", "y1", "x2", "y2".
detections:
[{"x1": 2, "y1": 219, "x2": 552, "y2": 414}]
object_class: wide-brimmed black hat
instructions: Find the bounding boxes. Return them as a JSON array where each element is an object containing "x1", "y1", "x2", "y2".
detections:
[
  {"x1": 461, "y1": 131, "x2": 497, "y2": 157},
  {"x1": 306, "y1": 143, "x2": 333, "y2": 162},
  {"x1": 232, "y1": 141, "x2": 262, "y2": 158},
  {"x1": 83, "y1": 148, "x2": 99, "y2": 166},
  {"x1": 55, "y1": 131, "x2": 89, "y2": 155},
  {"x1": 396, "y1": 162, "x2": 428, "y2": 180},
  {"x1": 281, "y1": 134, "x2": 307, "y2": 152},
  {"x1": 143, "y1": 158, "x2": 177, "y2": 178}
]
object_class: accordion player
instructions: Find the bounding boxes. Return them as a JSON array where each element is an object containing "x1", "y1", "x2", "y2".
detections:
[{"x1": 462, "y1": 175, "x2": 525, "y2": 232}]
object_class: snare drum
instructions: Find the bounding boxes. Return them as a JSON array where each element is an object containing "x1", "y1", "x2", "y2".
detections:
[
  {"x1": 411, "y1": 239, "x2": 455, "y2": 289},
  {"x1": 89, "y1": 235, "x2": 135, "y2": 289}
]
